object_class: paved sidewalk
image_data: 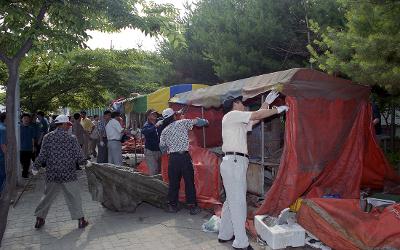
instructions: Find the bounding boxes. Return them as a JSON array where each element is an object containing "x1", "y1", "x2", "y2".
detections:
[{"x1": 1, "y1": 172, "x2": 263, "y2": 250}]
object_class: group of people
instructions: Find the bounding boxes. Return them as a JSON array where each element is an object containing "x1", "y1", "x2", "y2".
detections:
[
  {"x1": 18, "y1": 110, "x2": 129, "y2": 178},
  {"x1": 2, "y1": 89, "x2": 289, "y2": 250},
  {"x1": 16, "y1": 109, "x2": 126, "y2": 230},
  {"x1": 0, "y1": 91, "x2": 385, "y2": 250},
  {"x1": 139, "y1": 92, "x2": 288, "y2": 250}
]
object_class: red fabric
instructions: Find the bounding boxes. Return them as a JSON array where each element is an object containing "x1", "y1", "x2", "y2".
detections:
[
  {"x1": 256, "y1": 97, "x2": 400, "y2": 216},
  {"x1": 298, "y1": 199, "x2": 400, "y2": 250},
  {"x1": 169, "y1": 104, "x2": 224, "y2": 147},
  {"x1": 137, "y1": 160, "x2": 150, "y2": 175},
  {"x1": 161, "y1": 146, "x2": 222, "y2": 209}
]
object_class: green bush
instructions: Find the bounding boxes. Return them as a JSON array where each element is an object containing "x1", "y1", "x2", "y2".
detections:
[{"x1": 386, "y1": 152, "x2": 400, "y2": 169}]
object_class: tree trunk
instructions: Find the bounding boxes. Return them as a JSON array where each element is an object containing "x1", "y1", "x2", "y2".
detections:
[
  {"x1": 0, "y1": 2, "x2": 48, "y2": 245},
  {"x1": 0, "y1": 59, "x2": 19, "y2": 245}
]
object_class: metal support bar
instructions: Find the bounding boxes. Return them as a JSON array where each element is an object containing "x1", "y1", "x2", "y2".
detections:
[
  {"x1": 201, "y1": 107, "x2": 206, "y2": 148},
  {"x1": 261, "y1": 95, "x2": 265, "y2": 167}
]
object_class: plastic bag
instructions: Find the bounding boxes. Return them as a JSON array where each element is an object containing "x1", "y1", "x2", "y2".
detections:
[{"x1": 202, "y1": 215, "x2": 221, "y2": 233}]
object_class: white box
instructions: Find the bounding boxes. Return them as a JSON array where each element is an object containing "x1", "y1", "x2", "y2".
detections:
[{"x1": 255, "y1": 215, "x2": 305, "y2": 249}]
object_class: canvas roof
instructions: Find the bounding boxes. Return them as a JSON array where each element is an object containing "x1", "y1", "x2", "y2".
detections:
[{"x1": 170, "y1": 68, "x2": 370, "y2": 108}]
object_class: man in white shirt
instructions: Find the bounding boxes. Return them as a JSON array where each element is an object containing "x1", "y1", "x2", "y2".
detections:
[
  {"x1": 217, "y1": 91, "x2": 288, "y2": 250},
  {"x1": 105, "y1": 111, "x2": 124, "y2": 166}
]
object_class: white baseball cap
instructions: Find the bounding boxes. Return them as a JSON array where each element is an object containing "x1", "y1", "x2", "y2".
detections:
[
  {"x1": 162, "y1": 108, "x2": 175, "y2": 119},
  {"x1": 54, "y1": 115, "x2": 71, "y2": 124}
]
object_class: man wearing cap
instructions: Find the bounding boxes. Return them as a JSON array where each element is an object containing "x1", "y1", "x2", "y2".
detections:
[
  {"x1": 32, "y1": 115, "x2": 89, "y2": 229},
  {"x1": 141, "y1": 109, "x2": 163, "y2": 175},
  {"x1": 217, "y1": 91, "x2": 288, "y2": 250},
  {"x1": 159, "y1": 108, "x2": 209, "y2": 215}
]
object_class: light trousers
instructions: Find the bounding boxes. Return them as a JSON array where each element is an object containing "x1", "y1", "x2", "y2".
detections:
[
  {"x1": 144, "y1": 148, "x2": 161, "y2": 175},
  {"x1": 108, "y1": 140, "x2": 122, "y2": 166},
  {"x1": 218, "y1": 155, "x2": 249, "y2": 248},
  {"x1": 34, "y1": 181, "x2": 84, "y2": 220}
]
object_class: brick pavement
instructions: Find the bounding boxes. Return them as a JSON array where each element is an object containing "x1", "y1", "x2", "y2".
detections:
[{"x1": 1, "y1": 172, "x2": 264, "y2": 250}]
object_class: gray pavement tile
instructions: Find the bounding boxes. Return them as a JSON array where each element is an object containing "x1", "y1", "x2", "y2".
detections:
[{"x1": 1, "y1": 172, "x2": 265, "y2": 250}]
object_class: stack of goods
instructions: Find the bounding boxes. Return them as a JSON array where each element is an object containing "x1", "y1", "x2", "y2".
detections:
[{"x1": 122, "y1": 137, "x2": 144, "y2": 154}]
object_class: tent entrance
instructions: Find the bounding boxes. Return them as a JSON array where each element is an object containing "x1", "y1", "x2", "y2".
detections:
[{"x1": 244, "y1": 95, "x2": 286, "y2": 196}]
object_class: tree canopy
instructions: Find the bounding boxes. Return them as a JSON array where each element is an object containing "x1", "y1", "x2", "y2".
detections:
[
  {"x1": 160, "y1": 0, "x2": 345, "y2": 82},
  {"x1": 308, "y1": 0, "x2": 400, "y2": 94},
  {"x1": 0, "y1": 0, "x2": 181, "y2": 58},
  {"x1": 14, "y1": 49, "x2": 172, "y2": 112}
]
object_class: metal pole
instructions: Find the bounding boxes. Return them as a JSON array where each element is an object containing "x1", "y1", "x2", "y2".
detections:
[
  {"x1": 201, "y1": 107, "x2": 206, "y2": 148},
  {"x1": 261, "y1": 95, "x2": 265, "y2": 167}
]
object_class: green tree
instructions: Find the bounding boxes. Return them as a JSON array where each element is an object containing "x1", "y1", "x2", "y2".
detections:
[
  {"x1": 159, "y1": 3, "x2": 220, "y2": 84},
  {"x1": 0, "y1": 92, "x2": 4, "y2": 105},
  {"x1": 0, "y1": 0, "x2": 181, "y2": 243},
  {"x1": 308, "y1": 0, "x2": 400, "y2": 94},
  {"x1": 308, "y1": 0, "x2": 400, "y2": 152},
  {"x1": 178, "y1": 0, "x2": 344, "y2": 81},
  {"x1": 19, "y1": 49, "x2": 171, "y2": 112}
]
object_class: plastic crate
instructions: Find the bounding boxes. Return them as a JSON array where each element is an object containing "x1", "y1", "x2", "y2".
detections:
[{"x1": 255, "y1": 215, "x2": 305, "y2": 249}]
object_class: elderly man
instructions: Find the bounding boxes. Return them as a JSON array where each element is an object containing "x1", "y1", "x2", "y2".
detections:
[
  {"x1": 217, "y1": 91, "x2": 288, "y2": 250},
  {"x1": 105, "y1": 111, "x2": 124, "y2": 166},
  {"x1": 141, "y1": 109, "x2": 162, "y2": 175},
  {"x1": 159, "y1": 108, "x2": 208, "y2": 215},
  {"x1": 32, "y1": 115, "x2": 89, "y2": 229}
]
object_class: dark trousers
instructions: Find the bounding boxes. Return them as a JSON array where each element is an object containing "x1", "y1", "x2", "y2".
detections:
[
  {"x1": 168, "y1": 152, "x2": 196, "y2": 206},
  {"x1": 20, "y1": 151, "x2": 33, "y2": 178},
  {"x1": 97, "y1": 137, "x2": 108, "y2": 163}
]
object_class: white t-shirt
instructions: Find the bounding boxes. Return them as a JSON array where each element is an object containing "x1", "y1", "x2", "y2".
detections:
[
  {"x1": 105, "y1": 118, "x2": 123, "y2": 140},
  {"x1": 221, "y1": 110, "x2": 252, "y2": 154}
]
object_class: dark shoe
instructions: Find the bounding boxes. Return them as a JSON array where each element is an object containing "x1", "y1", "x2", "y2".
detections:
[
  {"x1": 34, "y1": 217, "x2": 45, "y2": 229},
  {"x1": 76, "y1": 166, "x2": 82, "y2": 170},
  {"x1": 233, "y1": 245, "x2": 254, "y2": 250},
  {"x1": 189, "y1": 205, "x2": 201, "y2": 215},
  {"x1": 78, "y1": 217, "x2": 89, "y2": 229},
  {"x1": 218, "y1": 236, "x2": 235, "y2": 243},
  {"x1": 165, "y1": 204, "x2": 178, "y2": 213}
]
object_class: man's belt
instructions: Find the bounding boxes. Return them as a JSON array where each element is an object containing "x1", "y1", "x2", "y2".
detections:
[
  {"x1": 224, "y1": 152, "x2": 249, "y2": 158},
  {"x1": 170, "y1": 151, "x2": 189, "y2": 154}
]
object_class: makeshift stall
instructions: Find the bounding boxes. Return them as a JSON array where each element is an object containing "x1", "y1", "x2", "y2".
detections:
[
  {"x1": 238, "y1": 68, "x2": 400, "y2": 249},
  {"x1": 121, "y1": 84, "x2": 208, "y2": 154},
  {"x1": 131, "y1": 84, "x2": 224, "y2": 209},
  {"x1": 170, "y1": 68, "x2": 400, "y2": 249},
  {"x1": 170, "y1": 74, "x2": 287, "y2": 195}
]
